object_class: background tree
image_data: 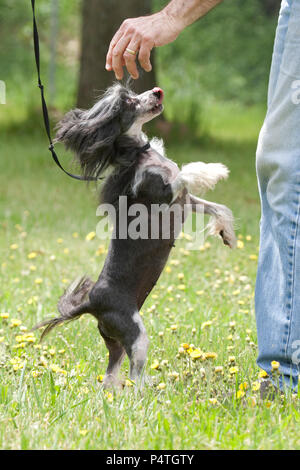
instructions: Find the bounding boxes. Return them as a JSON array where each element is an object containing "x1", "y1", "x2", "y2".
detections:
[
  {"x1": 260, "y1": 0, "x2": 281, "y2": 16},
  {"x1": 77, "y1": 0, "x2": 157, "y2": 108}
]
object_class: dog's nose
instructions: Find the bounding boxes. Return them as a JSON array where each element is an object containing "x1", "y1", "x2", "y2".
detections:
[{"x1": 152, "y1": 87, "x2": 164, "y2": 103}]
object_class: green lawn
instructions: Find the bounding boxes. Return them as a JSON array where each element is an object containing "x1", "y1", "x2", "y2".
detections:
[{"x1": 0, "y1": 103, "x2": 299, "y2": 450}]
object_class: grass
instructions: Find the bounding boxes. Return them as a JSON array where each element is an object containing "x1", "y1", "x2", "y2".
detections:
[{"x1": 0, "y1": 102, "x2": 299, "y2": 450}]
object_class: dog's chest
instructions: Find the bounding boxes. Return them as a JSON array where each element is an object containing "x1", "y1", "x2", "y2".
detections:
[{"x1": 137, "y1": 149, "x2": 179, "y2": 184}]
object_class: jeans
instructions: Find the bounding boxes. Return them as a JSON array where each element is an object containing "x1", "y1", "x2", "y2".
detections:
[{"x1": 256, "y1": 0, "x2": 300, "y2": 391}]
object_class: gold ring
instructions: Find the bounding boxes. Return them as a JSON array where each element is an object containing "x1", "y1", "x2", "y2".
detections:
[{"x1": 125, "y1": 48, "x2": 137, "y2": 56}]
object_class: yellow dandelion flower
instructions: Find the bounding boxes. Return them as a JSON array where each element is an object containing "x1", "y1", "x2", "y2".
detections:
[
  {"x1": 237, "y1": 240, "x2": 244, "y2": 249},
  {"x1": 252, "y1": 381, "x2": 261, "y2": 391},
  {"x1": 31, "y1": 370, "x2": 41, "y2": 378},
  {"x1": 63, "y1": 248, "x2": 70, "y2": 254},
  {"x1": 239, "y1": 382, "x2": 248, "y2": 391},
  {"x1": 96, "y1": 374, "x2": 104, "y2": 383},
  {"x1": 189, "y1": 349, "x2": 203, "y2": 359},
  {"x1": 196, "y1": 290, "x2": 204, "y2": 296},
  {"x1": 170, "y1": 324, "x2": 178, "y2": 331},
  {"x1": 204, "y1": 351, "x2": 218, "y2": 360},
  {"x1": 181, "y1": 343, "x2": 190, "y2": 350},
  {"x1": 125, "y1": 379, "x2": 135, "y2": 387},
  {"x1": 208, "y1": 398, "x2": 218, "y2": 405},
  {"x1": 10, "y1": 244, "x2": 18, "y2": 250},
  {"x1": 168, "y1": 371, "x2": 179, "y2": 379},
  {"x1": 35, "y1": 278, "x2": 43, "y2": 285},
  {"x1": 0, "y1": 337, "x2": 4, "y2": 343},
  {"x1": 85, "y1": 231, "x2": 96, "y2": 241},
  {"x1": 79, "y1": 430, "x2": 88, "y2": 436},
  {"x1": 214, "y1": 366, "x2": 224, "y2": 374},
  {"x1": 229, "y1": 366, "x2": 239, "y2": 375},
  {"x1": 13, "y1": 362, "x2": 25, "y2": 371},
  {"x1": 259, "y1": 369, "x2": 269, "y2": 379},
  {"x1": 0, "y1": 312, "x2": 9, "y2": 319},
  {"x1": 271, "y1": 360, "x2": 280, "y2": 370},
  {"x1": 27, "y1": 252, "x2": 37, "y2": 259},
  {"x1": 177, "y1": 273, "x2": 184, "y2": 280},
  {"x1": 29, "y1": 265, "x2": 36, "y2": 271},
  {"x1": 104, "y1": 392, "x2": 114, "y2": 402},
  {"x1": 170, "y1": 259, "x2": 179, "y2": 266},
  {"x1": 157, "y1": 382, "x2": 166, "y2": 390},
  {"x1": 165, "y1": 266, "x2": 172, "y2": 273},
  {"x1": 249, "y1": 254, "x2": 258, "y2": 260},
  {"x1": 57, "y1": 238, "x2": 64, "y2": 244},
  {"x1": 265, "y1": 401, "x2": 272, "y2": 408},
  {"x1": 150, "y1": 359, "x2": 160, "y2": 370},
  {"x1": 10, "y1": 319, "x2": 22, "y2": 327},
  {"x1": 201, "y1": 320, "x2": 212, "y2": 330},
  {"x1": 178, "y1": 284, "x2": 186, "y2": 290},
  {"x1": 72, "y1": 232, "x2": 79, "y2": 238},
  {"x1": 228, "y1": 356, "x2": 236, "y2": 363},
  {"x1": 236, "y1": 390, "x2": 245, "y2": 399}
]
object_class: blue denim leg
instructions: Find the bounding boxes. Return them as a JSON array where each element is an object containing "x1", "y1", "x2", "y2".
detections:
[{"x1": 256, "y1": 0, "x2": 300, "y2": 391}]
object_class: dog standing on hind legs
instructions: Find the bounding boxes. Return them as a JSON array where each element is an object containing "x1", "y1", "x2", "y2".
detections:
[{"x1": 33, "y1": 84, "x2": 236, "y2": 389}]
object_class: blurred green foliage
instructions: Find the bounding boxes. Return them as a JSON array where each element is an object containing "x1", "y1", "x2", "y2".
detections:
[
  {"x1": 154, "y1": 0, "x2": 279, "y2": 130},
  {"x1": 0, "y1": 0, "x2": 279, "y2": 132}
]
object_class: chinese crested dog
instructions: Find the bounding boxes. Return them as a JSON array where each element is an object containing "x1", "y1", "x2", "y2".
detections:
[{"x1": 33, "y1": 84, "x2": 236, "y2": 388}]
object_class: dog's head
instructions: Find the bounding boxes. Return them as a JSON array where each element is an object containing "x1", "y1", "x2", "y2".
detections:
[{"x1": 55, "y1": 84, "x2": 164, "y2": 179}]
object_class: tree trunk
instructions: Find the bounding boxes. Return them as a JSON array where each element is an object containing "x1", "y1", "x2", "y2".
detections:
[
  {"x1": 77, "y1": 0, "x2": 156, "y2": 108},
  {"x1": 259, "y1": 0, "x2": 281, "y2": 17}
]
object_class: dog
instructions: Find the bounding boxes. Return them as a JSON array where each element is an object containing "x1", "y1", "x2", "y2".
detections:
[{"x1": 33, "y1": 84, "x2": 236, "y2": 388}]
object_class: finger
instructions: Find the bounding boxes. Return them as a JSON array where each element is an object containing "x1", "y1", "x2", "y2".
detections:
[
  {"x1": 106, "y1": 28, "x2": 124, "y2": 71},
  {"x1": 112, "y1": 36, "x2": 131, "y2": 80},
  {"x1": 138, "y1": 38, "x2": 154, "y2": 72},
  {"x1": 123, "y1": 38, "x2": 141, "y2": 79}
]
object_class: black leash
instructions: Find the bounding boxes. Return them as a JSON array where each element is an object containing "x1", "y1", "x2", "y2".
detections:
[
  {"x1": 31, "y1": 0, "x2": 150, "y2": 182},
  {"x1": 31, "y1": 0, "x2": 99, "y2": 182}
]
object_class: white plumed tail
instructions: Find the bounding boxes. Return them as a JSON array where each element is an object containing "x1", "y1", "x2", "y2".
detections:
[{"x1": 180, "y1": 162, "x2": 229, "y2": 195}]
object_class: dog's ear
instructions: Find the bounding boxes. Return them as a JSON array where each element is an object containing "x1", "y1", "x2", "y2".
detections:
[
  {"x1": 54, "y1": 109, "x2": 85, "y2": 147},
  {"x1": 54, "y1": 84, "x2": 126, "y2": 179}
]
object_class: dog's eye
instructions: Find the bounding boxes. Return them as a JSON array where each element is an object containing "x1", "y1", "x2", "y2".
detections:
[{"x1": 125, "y1": 97, "x2": 137, "y2": 107}]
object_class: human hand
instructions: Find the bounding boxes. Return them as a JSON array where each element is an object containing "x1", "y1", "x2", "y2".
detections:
[{"x1": 105, "y1": 11, "x2": 182, "y2": 80}]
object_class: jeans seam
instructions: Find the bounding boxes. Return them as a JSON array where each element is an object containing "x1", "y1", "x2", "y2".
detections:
[{"x1": 285, "y1": 187, "x2": 300, "y2": 357}]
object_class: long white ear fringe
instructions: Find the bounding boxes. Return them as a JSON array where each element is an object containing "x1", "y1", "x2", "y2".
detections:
[{"x1": 180, "y1": 162, "x2": 229, "y2": 195}]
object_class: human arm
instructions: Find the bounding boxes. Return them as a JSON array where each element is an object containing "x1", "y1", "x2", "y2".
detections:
[{"x1": 105, "y1": 0, "x2": 223, "y2": 80}]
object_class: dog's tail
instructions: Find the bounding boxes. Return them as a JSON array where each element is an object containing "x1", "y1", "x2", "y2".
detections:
[
  {"x1": 32, "y1": 276, "x2": 94, "y2": 341},
  {"x1": 179, "y1": 162, "x2": 229, "y2": 195}
]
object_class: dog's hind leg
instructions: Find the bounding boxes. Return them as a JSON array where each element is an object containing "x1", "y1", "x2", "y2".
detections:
[
  {"x1": 125, "y1": 312, "x2": 149, "y2": 388},
  {"x1": 98, "y1": 327, "x2": 126, "y2": 389},
  {"x1": 98, "y1": 309, "x2": 149, "y2": 389},
  {"x1": 189, "y1": 194, "x2": 236, "y2": 249}
]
